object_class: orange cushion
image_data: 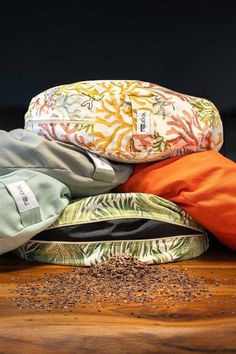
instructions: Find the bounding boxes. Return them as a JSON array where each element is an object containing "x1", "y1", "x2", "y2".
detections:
[{"x1": 116, "y1": 151, "x2": 236, "y2": 251}]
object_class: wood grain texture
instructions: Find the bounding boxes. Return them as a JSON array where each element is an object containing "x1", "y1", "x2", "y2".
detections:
[{"x1": 0, "y1": 245, "x2": 236, "y2": 354}]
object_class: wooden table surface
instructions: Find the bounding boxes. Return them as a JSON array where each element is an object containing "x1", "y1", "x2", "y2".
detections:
[{"x1": 0, "y1": 243, "x2": 236, "y2": 354}]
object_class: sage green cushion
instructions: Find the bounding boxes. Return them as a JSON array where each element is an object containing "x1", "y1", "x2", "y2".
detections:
[
  {"x1": 0, "y1": 129, "x2": 133, "y2": 198},
  {"x1": 0, "y1": 169, "x2": 71, "y2": 255}
]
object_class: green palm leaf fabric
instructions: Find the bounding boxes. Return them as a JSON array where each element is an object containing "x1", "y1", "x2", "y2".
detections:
[{"x1": 15, "y1": 193, "x2": 209, "y2": 266}]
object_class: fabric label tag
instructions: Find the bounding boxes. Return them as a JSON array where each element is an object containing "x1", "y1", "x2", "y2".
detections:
[
  {"x1": 6, "y1": 180, "x2": 40, "y2": 213},
  {"x1": 136, "y1": 110, "x2": 153, "y2": 135},
  {"x1": 87, "y1": 152, "x2": 114, "y2": 173},
  {"x1": 87, "y1": 151, "x2": 115, "y2": 182}
]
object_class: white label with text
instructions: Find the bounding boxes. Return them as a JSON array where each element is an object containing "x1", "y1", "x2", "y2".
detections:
[
  {"x1": 136, "y1": 110, "x2": 152, "y2": 134},
  {"x1": 6, "y1": 180, "x2": 39, "y2": 213},
  {"x1": 87, "y1": 152, "x2": 114, "y2": 172}
]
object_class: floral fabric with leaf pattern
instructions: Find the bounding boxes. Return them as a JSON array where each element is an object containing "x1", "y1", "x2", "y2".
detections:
[
  {"x1": 25, "y1": 80, "x2": 223, "y2": 163},
  {"x1": 15, "y1": 193, "x2": 209, "y2": 266}
]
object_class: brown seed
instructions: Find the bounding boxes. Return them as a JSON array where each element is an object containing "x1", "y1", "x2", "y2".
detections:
[{"x1": 11, "y1": 255, "x2": 213, "y2": 312}]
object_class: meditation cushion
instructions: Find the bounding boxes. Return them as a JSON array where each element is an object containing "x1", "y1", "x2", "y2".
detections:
[
  {"x1": 15, "y1": 192, "x2": 209, "y2": 266},
  {"x1": 0, "y1": 129, "x2": 133, "y2": 198},
  {"x1": 24, "y1": 80, "x2": 223, "y2": 163},
  {"x1": 0, "y1": 169, "x2": 70, "y2": 255},
  {"x1": 116, "y1": 151, "x2": 236, "y2": 251}
]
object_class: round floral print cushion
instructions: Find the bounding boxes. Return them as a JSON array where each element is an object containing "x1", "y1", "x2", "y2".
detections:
[
  {"x1": 24, "y1": 80, "x2": 223, "y2": 163},
  {"x1": 15, "y1": 193, "x2": 209, "y2": 266}
]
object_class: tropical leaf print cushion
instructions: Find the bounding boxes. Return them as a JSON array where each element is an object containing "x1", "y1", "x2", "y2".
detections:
[
  {"x1": 15, "y1": 193, "x2": 209, "y2": 266},
  {"x1": 24, "y1": 80, "x2": 223, "y2": 163}
]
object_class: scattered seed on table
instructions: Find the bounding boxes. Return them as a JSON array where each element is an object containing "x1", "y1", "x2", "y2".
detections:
[{"x1": 12, "y1": 255, "x2": 215, "y2": 312}]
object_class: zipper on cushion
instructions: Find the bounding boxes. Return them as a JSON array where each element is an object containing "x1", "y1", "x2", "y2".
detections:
[{"x1": 25, "y1": 119, "x2": 95, "y2": 125}]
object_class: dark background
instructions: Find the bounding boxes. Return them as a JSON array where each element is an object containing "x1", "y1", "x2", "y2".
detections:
[{"x1": 1, "y1": 0, "x2": 236, "y2": 160}]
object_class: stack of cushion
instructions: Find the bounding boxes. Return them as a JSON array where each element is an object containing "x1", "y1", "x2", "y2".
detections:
[{"x1": 1, "y1": 79, "x2": 234, "y2": 266}]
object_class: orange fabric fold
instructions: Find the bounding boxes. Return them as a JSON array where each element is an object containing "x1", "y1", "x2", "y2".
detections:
[{"x1": 116, "y1": 151, "x2": 236, "y2": 251}]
